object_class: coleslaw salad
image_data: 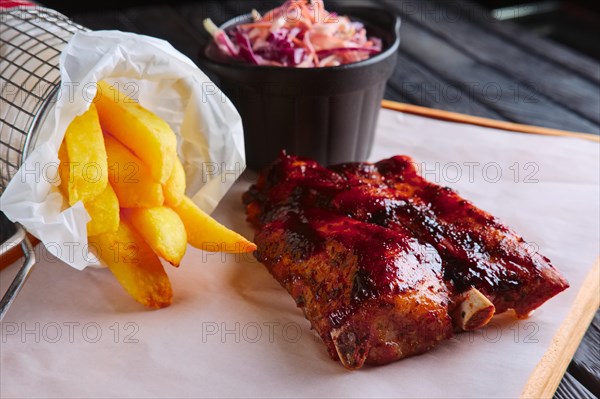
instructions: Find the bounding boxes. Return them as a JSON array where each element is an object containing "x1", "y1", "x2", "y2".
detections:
[{"x1": 204, "y1": 0, "x2": 382, "y2": 68}]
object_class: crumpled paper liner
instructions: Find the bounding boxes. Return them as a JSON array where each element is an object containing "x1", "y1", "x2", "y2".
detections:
[{"x1": 0, "y1": 30, "x2": 246, "y2": 270}]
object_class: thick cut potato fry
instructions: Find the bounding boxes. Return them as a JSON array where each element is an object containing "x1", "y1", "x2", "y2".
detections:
[
  {"x1": 85, "y1": 183, "x2": 120, "y2": 237},
  {"x1": 63, "y1": 103, "x2": 108, "y2": 205},
  {"x1": 95, "y1": 81, "x2": 176, "y2": 184},
  {"x1": 163, "y1": 156, "x2": 186, "y2": 207},
  {"x1": 104, "y1": 135, "x2": 164, "y2": 208},
  {"x1": 59, "y1": 136, "x2": 119, "y2": 236},
  {"x1": 89, "y1": 219, "x2": 172, "y2": 309},
  {"x1": 125, "y1": 207, "x2": 187, "y2": 266},
  {"x1": 172, "y1": 196, "x2": 257, "y2": 253}
]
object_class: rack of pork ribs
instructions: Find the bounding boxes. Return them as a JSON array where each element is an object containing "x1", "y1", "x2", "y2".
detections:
[{"x1": 243, "y1": 152, "x2": 568, "y2": 370}]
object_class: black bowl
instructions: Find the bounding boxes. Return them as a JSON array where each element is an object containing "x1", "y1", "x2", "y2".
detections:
[{"x1": 199, "y1": 6, "x2": 401, "y2": 171}]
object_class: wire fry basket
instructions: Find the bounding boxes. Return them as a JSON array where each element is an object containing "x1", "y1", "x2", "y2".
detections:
[{"x1": 0, "y1": 5, "x2": 87, "y2": 319}]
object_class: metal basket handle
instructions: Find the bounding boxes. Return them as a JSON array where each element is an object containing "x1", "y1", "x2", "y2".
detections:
[{"x1": 0, "y1": 223, "x2": 36, "y2": 320}]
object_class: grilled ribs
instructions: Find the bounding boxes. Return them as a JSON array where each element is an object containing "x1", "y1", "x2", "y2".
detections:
[{"x1": 243, "y1": 152, "x2": 569, "y2": 369}]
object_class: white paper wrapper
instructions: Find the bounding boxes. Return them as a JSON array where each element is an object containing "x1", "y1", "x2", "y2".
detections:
[
  {"x1": 1, "y1": 109, "x2": 598, "y2": 399},
  {"x1": 0, "y1": 30, "x2": 245, "y2": 270}
]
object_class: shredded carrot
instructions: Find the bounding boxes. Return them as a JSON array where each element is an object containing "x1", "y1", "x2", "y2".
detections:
[{"x1": 292, "y1": 37, "x2": 305, "y2": 47}]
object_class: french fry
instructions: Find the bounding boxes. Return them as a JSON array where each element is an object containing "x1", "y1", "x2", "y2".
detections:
[
  {"x1": 94, "y1": 81, "x2": 177, "y2": 184},
  {"x1": 56, "y1": 81, "x2": 257, "y2": 310},
  {"x1": 104, "y1": 135, "x2": 164, "y2": 208},
  {"x1": 63, "y1": 103, "x2": 108, "y2": 205},
  {"x1": 59, "y1": 141, "x2": 119, "y2": 236},
  {"x1": 172, "y1": 196, "x2": 256, "y2": 253},
  {"x1": 84, "y1": 183, "x2": 120, "y2": 237},
  {"x1": 88, "y1": 218, "x2": 173, "y2": 309},
  {"x1": 125, "y1": 207, "x2": 187, "y2": 267},
  {"x1": 163, "y1": 156, "x2": 186, "y2": 207}
]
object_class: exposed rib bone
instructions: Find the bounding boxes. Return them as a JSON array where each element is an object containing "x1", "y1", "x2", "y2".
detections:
[
  {"x1": 452, "y1": 287, "x2": 495, "y2": 331},
  {"x1": 331, "y1": 326, "x2": 370, "y2": 370}
]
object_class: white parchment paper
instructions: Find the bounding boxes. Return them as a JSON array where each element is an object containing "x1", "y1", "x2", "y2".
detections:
[
  {"x1": 0, "y1": 30, "x2": 245, "y2": 270},
  {"x1": 1, "y1": 110, "x2": 598, "y2": 398}
]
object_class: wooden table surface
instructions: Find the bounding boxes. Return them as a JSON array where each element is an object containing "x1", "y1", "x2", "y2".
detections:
[{"x1": 35, "y1": 1, "x2": 600, "y2": 397}]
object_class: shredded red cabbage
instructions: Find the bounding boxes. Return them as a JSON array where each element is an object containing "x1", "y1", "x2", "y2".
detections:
[{"x1": 204, "y1": 0, "x2": 382, "y2": 67}]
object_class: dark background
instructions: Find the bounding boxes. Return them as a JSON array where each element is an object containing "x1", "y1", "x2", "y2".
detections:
[{"x1": 39, "y1": 0, "x2": 600, "y2": 60}]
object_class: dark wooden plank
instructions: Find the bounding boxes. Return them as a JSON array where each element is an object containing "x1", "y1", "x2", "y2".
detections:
[
  {"x1": 389, "y1": 52, "x2": 505, "y2": 119},
  {"x1": 171, "y1": 1, "x2": 248, "y2": 82},
  {"x1": 119, "y1": 5, "x2": 204, "y2": 61},
  {"x1": 71, "y1": 9, "x2": 141, "y2": 33},
  {"x1": 388, "y1": 0, "x2": 600, "y2": 124},
  {"x1": 379, "y1": 0, "x2": 600, "y2": 126},
  {"x1": 382, "y1": 86, "x2": 411, "y2": 104},
  {"x1": 375, "y1": 9, "x2": 599, "y2": 133},
  {"x1": 175, "y1": 0, "x2": 248, "y2": 32},
  {"x1": 554, "y1": 371, "x2": 597, "y2": 399},
  {"x1": 220, "y1": 0, "x2": 288, "y2": 18},
  {"x1": 72, "y1": 5, "x2": 205, "y2": 62},
  {"x1": 445, "y1": 0, "x2": 600, "y2": 85},
  {"x1": 567, "y1": 310, "x2": 600, "y2": 398},
  {"x1": 179, "y1": 0, "x2": 289, "y2": 32},
  {"x1": 73, "y1": 6, "x2": 203, "y2": 62}
]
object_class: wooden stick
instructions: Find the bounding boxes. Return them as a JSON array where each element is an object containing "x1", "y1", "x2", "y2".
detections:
[
  {"x1": 381, "y1": 100, "x2": 600, "y2": 142},
  {"x1": 521, "y1": 258, "x2": 600, "y2": 399}
]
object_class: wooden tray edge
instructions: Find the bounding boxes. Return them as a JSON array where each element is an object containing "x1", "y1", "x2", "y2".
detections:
[
  {"x1": 381, "y1": 100, "x2": 600, "y2": 142},
  {"x1": 521, "y1": 258, "x2": 600, "y2": 398},
  {"x1": 381, "y1": 99, "x2": 599, "y2": 398}
]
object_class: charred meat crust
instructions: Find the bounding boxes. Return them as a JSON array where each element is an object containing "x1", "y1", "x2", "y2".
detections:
[{"x1": 244, "y1": 152, "x2": 569, "y2": 368}]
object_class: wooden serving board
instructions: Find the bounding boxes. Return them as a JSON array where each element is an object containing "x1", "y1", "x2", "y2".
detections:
[
  {"x1": 521, "y1": 260, "x2": 599, "y2": 398},
  {"x1": 1, "y1": 101, "x2": 597, "y2": 398}
]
